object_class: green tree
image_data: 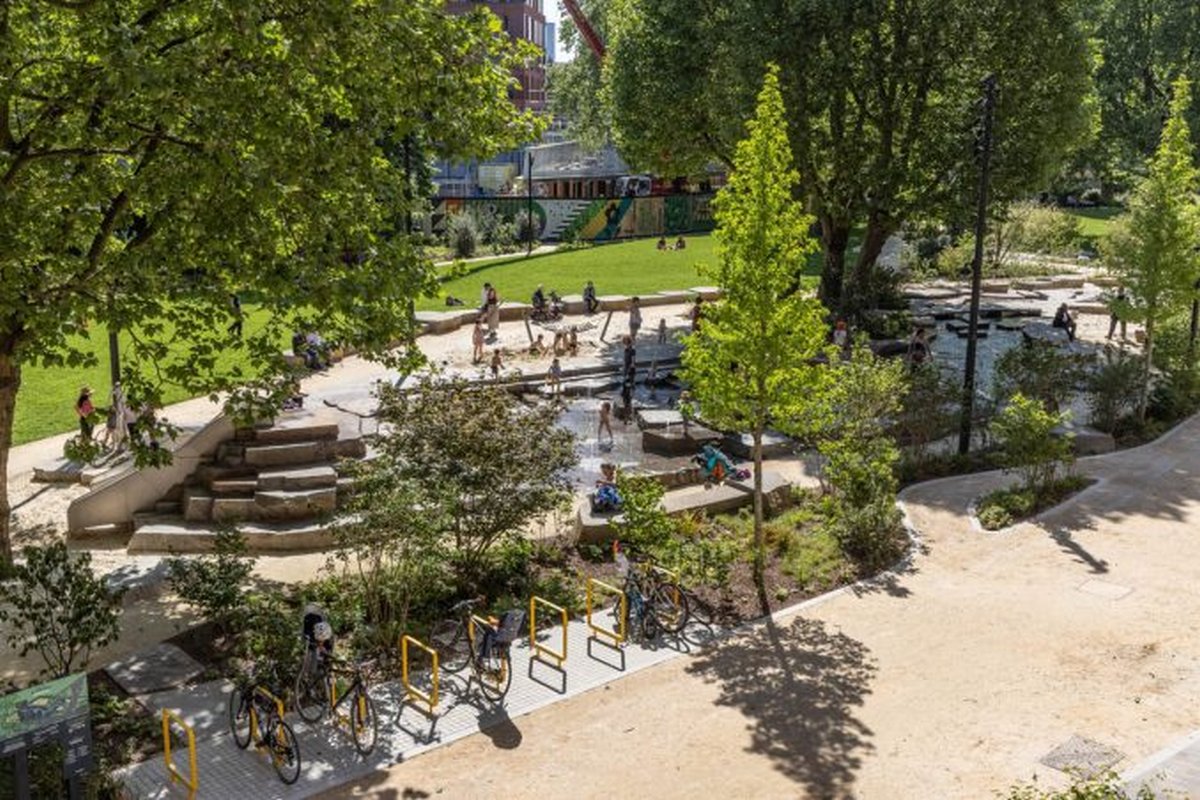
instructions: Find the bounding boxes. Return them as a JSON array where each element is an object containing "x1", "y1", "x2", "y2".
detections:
[
  {"x1": 807, "y1": 344, "x2": 907, "y2": 568},
  {"x1": 0, "y1": 543, "x2": 123, "y2": 677},
  {"x1": 605, "y1": 0, "x2": 1092, "y2": 312},
  {"x1": 0, "y1": 1, "x2": 543, "y2": 572},
  {"x1": 992, "y1": 393, "x2": 1074, "y2": 494},
  {"x1": 1105, "y1": 78, "x2": 1200, "y2": 419},
  {"x1": 333, "y1": 457, "x2": 451, "y2": 649},
  {"x1": 371, "y1": 374, "x2": 577, "y2": 586},
  {"x1": 681, "y1": 67, "x2": 827, "y2": 610}
]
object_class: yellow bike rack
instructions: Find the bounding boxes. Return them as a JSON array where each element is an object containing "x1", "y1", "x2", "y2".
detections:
[
  {"x1": 586, "y1": 578, "x2": 626, "y2": 645},
  {"x1": 401, "y1": 635, "x2": 439, "y2": 714},
  {"x1": 529, "y1": 596, "x2": 568, "y2": 665},
  {"x1": 161, "y1": 709, "x2": 198, "y2": 798}
]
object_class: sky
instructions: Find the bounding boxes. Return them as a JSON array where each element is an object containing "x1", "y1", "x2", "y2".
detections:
[{"x1": 545, "y1": 1, "x2": 575, "y2": 62}]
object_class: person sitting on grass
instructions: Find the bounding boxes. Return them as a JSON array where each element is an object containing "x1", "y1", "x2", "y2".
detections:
[
  {"x1": 674, "y1": 236, "x2": 686, "y2": 250},
  {"x1": 657, "y1": 237, "x2": 668, "y2": 251}
]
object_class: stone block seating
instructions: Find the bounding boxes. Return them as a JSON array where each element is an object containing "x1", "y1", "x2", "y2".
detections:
[
  {"x1": 576, "y1": 469, "x2": 791, "y2": 543},
  {"x1": 598, "y1": 294, "x2": 631, "y2": 311},
  {"x1": 127, "y1": 418, "x2": 366, "y2": 553},
  {"x1": 642, "y1": 425, "x2": 723, "y2": 456}
]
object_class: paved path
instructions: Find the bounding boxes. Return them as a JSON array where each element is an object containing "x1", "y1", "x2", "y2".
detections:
[
  {"x1": 120, "y1": 613, "x2": 721, "y2": 799},
  {"x1": 312, "y1": 413, "x2": 1200, "y2": 799}
]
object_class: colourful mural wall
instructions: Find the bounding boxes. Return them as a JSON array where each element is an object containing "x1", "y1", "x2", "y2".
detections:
[{"x1": 431, "y1": 195, "x2": 716, "y2": 242}]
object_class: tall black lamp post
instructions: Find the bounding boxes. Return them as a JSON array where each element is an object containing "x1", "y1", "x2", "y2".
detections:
[
  {"x1": 527, "y1": 152, "x2": 536, "y2": 256},
  {"x1": 958, "y1": 75, "x2": 999, "y2": 456}
]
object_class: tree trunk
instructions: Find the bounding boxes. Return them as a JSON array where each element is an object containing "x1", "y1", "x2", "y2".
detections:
[
  {"x1": 1140, "y1": 313, "x2": 1155, "y2": 422},
  {"x1": 752, "y1": 427, "x2": 770, "y2": 615},
  {"x1": 819, "y1": 217, "x2": 850, "y2": 313},
  {"x1": 0, "y1": 348, "x2": 20, "y2": 573},
  {"x1": 848, "y1": 211, "x2": 892, "y2": 317}
]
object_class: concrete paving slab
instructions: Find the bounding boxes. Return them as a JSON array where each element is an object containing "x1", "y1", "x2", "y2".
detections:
[{"x1": 106, "y1": 643, "x2": 205, "y2": 696}]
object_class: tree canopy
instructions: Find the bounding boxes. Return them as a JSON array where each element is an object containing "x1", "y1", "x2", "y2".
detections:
[
  {"x1": 0, "y1": 0, "x2": 543, "y2": 569},
  {"x1": 600, "y1": 0, "x2": 1093, "y2": 312}
]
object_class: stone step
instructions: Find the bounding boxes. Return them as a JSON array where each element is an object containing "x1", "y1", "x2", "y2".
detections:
[
  {"x1": 128, "y1": 518, "x2": 335, "y2": 553},
  {"x1": 256, "y1": 465, "x2": 337, "y2": 491},
  {"x1": 209, "y1": 478, "x2": 258, "y2": 494},
  {"x1": 254, "y1": 487, "x2": 337, "y2": 521},
  {"x1": 182, "y1": 487, "x2": 215, "y2": 522},
  {"x1": 211, "y1": 496, "x2": 257, "y2": 523},
  {"x1": 154, "y1": 500, "x2": 182, "y2": 515},
  {"x1": 193, "y1": 463, "x2": 257, "y2": 484},
  {"x1": 242, "y1": 438, "x2": 365, "y2": 468},
  {"x1": 245, "y1": 423, "x2": 340, "y2": 446}
]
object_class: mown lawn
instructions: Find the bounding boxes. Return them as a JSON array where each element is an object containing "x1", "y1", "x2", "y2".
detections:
[
  {"x1": 13, "y1": 234, "x2": 822, "y2": 446},
  {"x1": 1064, "y1": 206, "x2": 1123, "y2": 241}
]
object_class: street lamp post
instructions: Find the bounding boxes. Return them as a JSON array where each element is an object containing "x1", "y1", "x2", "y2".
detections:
[
  {"x1": 527, "y1": 152, "x2": 536, "y2": 256},
  {"x1": 958, "y1": 75, "x2": 999, "y2": 456}
]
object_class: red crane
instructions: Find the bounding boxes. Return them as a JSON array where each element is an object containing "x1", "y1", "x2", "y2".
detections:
[{"x1": 561, "y1": 0, "x2": 606, "y2": 62}]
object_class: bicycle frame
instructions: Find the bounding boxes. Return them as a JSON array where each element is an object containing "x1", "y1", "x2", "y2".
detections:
[{"x1": 249, "y1": 685, "x2": 287, "y2": 749}]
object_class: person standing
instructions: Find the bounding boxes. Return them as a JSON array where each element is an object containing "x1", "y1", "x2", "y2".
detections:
[
  {"x1": 1107, "y1": 287, "x2": 1128, "y2": 340},
  {"x1": 485, "y1": 283, "x2": 500, "y2": 342},
  {"x1": 690, "y1": 297, "x2": 704, "y2": 333},
  {"x1": 622, "y1": 335, "x2": 636, "y2": 376},
  {"x1": 546, "y1": 357, "x2": 563, "y2": 395},
  {"x1": 583, "y1": 281, "x2": 599, "y2": 314},
  {"x1": 227, "y1": 293, "x2": 244, "y2": 337},
  {"x1": 628, "y1": 296, "x2": 643, "y2": 341},
  {"x1": 471, "y1": 318, "x2": 486, "y2": 363},
  {"x1": 597, "y1": 400, "x2": 614, "y2": 445},
  {"x1": 75, "y1": 387, "x2": 95, "y2": 440},
  {"x1": 490, "y1": 348, "x2": 503, "y2": 381}
]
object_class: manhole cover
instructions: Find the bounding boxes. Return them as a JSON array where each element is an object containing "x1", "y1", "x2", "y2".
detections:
[{"x1": 1040, "y1": 735, "x2": 1125, "y2": 778}]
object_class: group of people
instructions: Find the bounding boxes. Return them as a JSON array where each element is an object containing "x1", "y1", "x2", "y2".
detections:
[
  {"x1": 74, "y1": 383, "x2": 158, "y2": 453},
  {"x1": 291, "y1": 330, "x2": 330, "y2": 371},
  {"x1": 656, "y1": 236, "x2": 687, "y2": 251}
]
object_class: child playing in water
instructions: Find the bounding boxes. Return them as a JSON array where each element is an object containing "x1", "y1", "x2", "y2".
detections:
[
  {"x1": 546, "y1": 358, "x2": 563, "y2": 395},
  {"x1": 490, "y1": 348, "x2": 503, "y2": 381},
  {"x1": 567, "y1": 326, "x2": 578, "y2": 356},
  {"x1": 472, "y1": 318, "x2": 485, "y2": 364},
  {"x1": 597, "y1": 400, "x2": 614, "y2": 445},
  {"x1": 529, "y1": 333, "x2": 546, "y2": 356}
]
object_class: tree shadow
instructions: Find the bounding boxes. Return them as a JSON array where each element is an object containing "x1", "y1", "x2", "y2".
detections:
[
  {"x1": 686, "y1": 615, "x2": 876, "y2": 797},
  {"x1": 1048, "y1": 527, "x2": 1109, "y2": 574}
]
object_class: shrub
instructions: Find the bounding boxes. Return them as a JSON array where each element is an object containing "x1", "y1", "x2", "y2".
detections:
[
  {"x1": 612, "y1": 473, "x2": 674, "y2": 551},
  {"x1": 991, "y1": 393, "x2": 1074, "y2": 493},
  {"x1": 489, "y1": 219, "x2": 517, "y2": 255},
  {"x1": 445, "y1": 213, "x2": 479, "y2": 259},
  {"x1": 976, "y1": 503, "x2": 1014, "y2": 530},
  {"x1": 1007, "y1": 202, "x2": 1083, "y2": 255},
  {"x1": 995, "y1": 343, "x2": 1088, "y2": 412},
  {"x1": 0, "y1": 543, "x2": 124, "y2": 677},
  {"x1": 781, "y1": 527, "x2": 850, "y2": 591},
  {"x1": 1003, "y1": 769, "x2": 1157, "y2": 799},
  {"x1": 976, "y1": 475, "x2": 1090, "y2": 531},
  {"x1": 166, "y1": 528, "x2": 256, "y2": 636},
  {"x1": 1087, "y1": 355, "x2": 1144, "y2": 433},
  {"x1": 236, "y1": 590, "x2": 303, "y2": 687},
  {"x1": 63, "y1": 435, "x2": 104, "y2": 465}
]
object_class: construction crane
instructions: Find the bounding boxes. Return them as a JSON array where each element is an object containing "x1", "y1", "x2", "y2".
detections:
[{"x1": 561, "y1": 0, "x2": 605, "y2": 62}]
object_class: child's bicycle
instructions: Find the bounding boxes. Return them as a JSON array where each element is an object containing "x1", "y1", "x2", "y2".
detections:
[
  {"x1": 227, "y1": 677, "x2": 302, "y2": 785},
  {"x1": 430, "y1": 598, "x2": 526, "y2": 702},
  {"x1": 613, "y1": 545, "x2": 690, "y2": 640},
  {"x1": 293, "y1": 652, "x2": 379, "y2": 756}
]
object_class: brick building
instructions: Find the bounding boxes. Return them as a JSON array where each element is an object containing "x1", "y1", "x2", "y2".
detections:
[{"x1": 447, "y1": 0, "x2": 548, "y2": 112}]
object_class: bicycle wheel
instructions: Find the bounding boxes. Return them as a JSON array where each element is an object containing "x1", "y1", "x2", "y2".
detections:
[
  {"x1": 684, "y1": 589, "x2": 714, "y2": 626},
  {"x1": 475, "y1": 647, "x2": 512, "y2": 702},
  {"x1": 350, "y1": 687, "x2": 379, "y2": 756},
  {"x1": 429, "y1": 618, "x2": 471, "y2": 674},
  {"x1": 228, "y1": 687, "x2": 252, "y2": 749},
  {"x1": 270, "y1": 719, "x2": 302, "y2": 785},
  {"x1": 294, "y1": 666, "x2": 328, "y2": 723},
  {"x1": 651, "y1": 581, "x2": 689, "y2": 634}
]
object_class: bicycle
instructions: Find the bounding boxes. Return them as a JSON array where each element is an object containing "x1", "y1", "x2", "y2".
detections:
[
  {"x1": 613, "y1": 547, "x2": 690, "y2": 639},
  {"x1": 294, "y1": 651, "x2": 379, "y2": 756},
  {"x1": 429, "y1": 598, "x2": 525, "y2": 702},
  {"x1": 227, "y1": 678, "x2": 302, "y2": 785}
]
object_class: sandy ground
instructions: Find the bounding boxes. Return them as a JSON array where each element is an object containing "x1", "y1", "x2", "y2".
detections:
[{"x1": 319, "y1": 411, "x2": 1200, "y2": 800}]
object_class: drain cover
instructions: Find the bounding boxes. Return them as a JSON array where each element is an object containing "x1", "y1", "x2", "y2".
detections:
[
  {"x1": 1040, "y1": 735, "x2": 1125, "y2": 778},
  {"x1": 1078, "y1": 579, "x2": 1134, "y2": 600}
]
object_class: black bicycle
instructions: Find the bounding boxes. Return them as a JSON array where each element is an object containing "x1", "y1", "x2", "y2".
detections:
[
  {"x1": 614, "y1": 549, "x2": 690, "y2": 639},
  {"x1": 294, "y1": 650, "x2": 379, "y2": 756},
  {"x1": 227, "y1": 679, "x2": 302, "y2": 785},
  {"x1": 430, "y1": 598, "x2": 525, "y2": 702}
]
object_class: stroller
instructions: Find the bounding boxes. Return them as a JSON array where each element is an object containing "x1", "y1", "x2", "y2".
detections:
[{"x1": 531, "y1": 290, "x2": 563, "y2": 323}]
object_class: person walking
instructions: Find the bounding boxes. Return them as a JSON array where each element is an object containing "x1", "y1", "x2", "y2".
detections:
[
  {"x1": 227, "y1": 293, "x2": 244, "y2": 338},
  {"x1": 471, "y1": 317, "x2": 486, "y2": 363},
  {"x1": 485, "y1": 283, "x2": 500, "y2": 342},
  {"x1": 1107, "y1": 287, "x2": 1128, "y2": 340}
]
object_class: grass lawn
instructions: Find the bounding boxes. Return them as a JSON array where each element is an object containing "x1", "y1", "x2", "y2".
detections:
[
  {"x1": 12, "y1": 234, "x2": 821, "y2": 447},
  {"x1": 421, "y1": 234, "x2": 821, "y2": 311},
  {"x1": 1064, "y1": 206, "x2": 1123, "y2": 241}
]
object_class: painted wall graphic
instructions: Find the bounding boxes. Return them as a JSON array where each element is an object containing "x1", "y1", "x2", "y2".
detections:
[{"x1": 430, "y1": 195, "x2": 716, "y2": 242}]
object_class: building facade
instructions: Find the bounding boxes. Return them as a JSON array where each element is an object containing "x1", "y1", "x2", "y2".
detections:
[{"x1": 447, "y1": 0, "x2": 547, "y2": 112}]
